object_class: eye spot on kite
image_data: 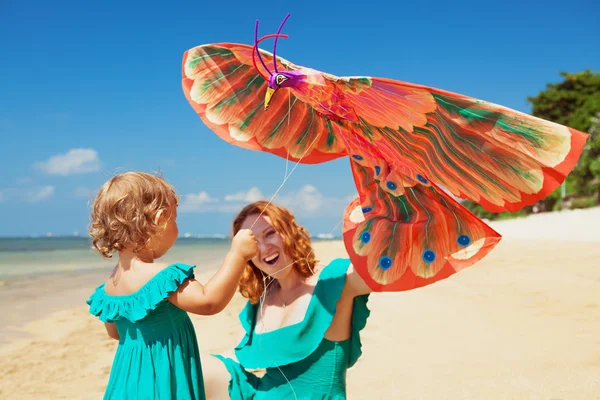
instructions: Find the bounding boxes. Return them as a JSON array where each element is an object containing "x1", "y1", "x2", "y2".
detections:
[
  {"x1": 457, "y1": 234, "x2": 471, "y2": 247},
  {"x1": 361, "y1": 207, "x2": 372, "y2": 213},
  {"x1": 379, "y1": 256, "x2": 392, "y2": 270},
  {"x1": 352, "y1": 154, "x2": 363, "y2": 161},
  {"x1": 386, "y1": 181, "x2": 397, "y2": 191},
  {"x1": 416, "y1": 174, "x2": 429, "y2": 184},
  {"x1": 374, "y1": 166, "x2": 381, "y2": 176},
  {"x1": 361, "y1": 232, "x2": 371, "y2": 244},
  {"x1": 422, "y1": 249, "x2": 436, "y2": 263}
]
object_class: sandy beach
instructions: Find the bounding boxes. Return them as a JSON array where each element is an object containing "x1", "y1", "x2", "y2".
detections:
[{"x1": 1, "y1": 208, "x2": 599, "y2": 399}]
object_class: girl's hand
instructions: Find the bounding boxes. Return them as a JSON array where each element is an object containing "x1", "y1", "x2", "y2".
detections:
[
  {"x1": 231, "y1": 229, "x2": 258, "y2": 261},
  {"x1": 169, "y1": 230, "x2": 258, "y2": 316}
]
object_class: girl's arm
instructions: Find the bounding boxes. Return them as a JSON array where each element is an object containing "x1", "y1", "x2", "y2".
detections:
[
  {"x1": 168, "y1": 251, "x2": 247, "y2": 315},
  {"x1": 169, "y1": 229, "x2": 257, "y2": 315},
  {"x1": 104, "y1": 322, "x2": 120, "y2": 340}
]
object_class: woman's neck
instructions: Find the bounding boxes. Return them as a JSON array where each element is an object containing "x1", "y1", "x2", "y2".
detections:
[{"x1": 275, "y1": 267, "x2": 304, "y2": 292}]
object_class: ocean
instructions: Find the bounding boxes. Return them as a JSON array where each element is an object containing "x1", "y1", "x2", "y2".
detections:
[
  {"x1": 0, "y1": 237, "x2": 338, "y2": 345},
  {"x1": 0, "y1": 236, "x2": 233, "y2": 281},
  {"x1": 0, "y1": 236, "x2": 234, "y2": 344},
  {"x1": 0, "y1": 236, "x2": 337, "y2": 344}
]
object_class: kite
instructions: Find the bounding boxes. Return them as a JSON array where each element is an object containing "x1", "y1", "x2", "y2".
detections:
[{"x1": 181, "y1": 14, "x2": 589, "y2": 291}]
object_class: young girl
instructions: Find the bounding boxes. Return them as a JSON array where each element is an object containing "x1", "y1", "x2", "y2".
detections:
[{"x1": 85, "y1": 171, "x2": 258, "y2": 400}]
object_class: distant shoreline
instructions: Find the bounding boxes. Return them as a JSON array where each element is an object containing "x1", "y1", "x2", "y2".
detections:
[
  {"x1": 3, "y1": 206, "x2": 599, "y2": 242},
  {"x1": 0, "y1": 235, "x2": 343, "y2": 242}
]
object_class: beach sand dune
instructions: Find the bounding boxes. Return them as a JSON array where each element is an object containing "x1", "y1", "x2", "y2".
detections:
[{"x1": 1, "y1": 208, "x2": 599, "y2": 399}]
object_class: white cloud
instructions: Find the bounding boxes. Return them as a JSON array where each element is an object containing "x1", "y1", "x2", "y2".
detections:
[
  {"x1": 0, "y1": 185, "x2": 55, "y2": 203},
  {"x1": 279, "y1": 184, "x2": 323, "y2": 212},
  {"x1": 224, "y1": 187, "x2": 264, "y2": 202},
  {"x1": 180, "y1": 188, "x2": 263, "y2": 213},
  {"x1": 25, "y1": 186, "x2": 55, "y2": 203},
  {"x1": 179, "y1": 191, "x2": 219, "y2": 212},
  {"x1": 277, "y1": 185, "x2": 356, "y2": 217},
  {"x1": 34, "y1": 148, "x2": 101, "y2": 176},
  {"x1": 178, "y1": 185, "x2": 357, "y2": 216}
]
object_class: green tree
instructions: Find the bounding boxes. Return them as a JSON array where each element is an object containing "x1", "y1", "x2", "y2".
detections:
[
  {"x1": 462, "y1": 70, "x2": 600, "y2": 220},
  {"x1": 461, "y1": 199, "x2": 526, "y2": 221},
  {"x1": 527, "y1": 70, "x2": 600, "y2": 209},
  {"x1": 588, "y1": 112, "x2": 600, "y2": 202}
]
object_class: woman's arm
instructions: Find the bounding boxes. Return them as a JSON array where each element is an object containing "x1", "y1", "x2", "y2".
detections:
[
  {"x1": 345, "y1": 263, "x2": 373, "y2": 297},
  {"x1": 325, "y1": 263, "x2": 372, "y2": 341}
]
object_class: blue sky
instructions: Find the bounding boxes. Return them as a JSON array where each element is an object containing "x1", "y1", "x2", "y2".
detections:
[{"x1": 1, "y1": 0, "x2": 599, "y2": 238}]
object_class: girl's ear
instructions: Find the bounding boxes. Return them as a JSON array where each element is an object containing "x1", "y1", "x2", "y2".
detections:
[{"x1": 154, "y1": 209, "x2": 166, "y2": 225}]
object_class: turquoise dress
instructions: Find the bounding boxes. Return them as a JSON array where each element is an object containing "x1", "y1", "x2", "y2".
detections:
[
  {"x1": 214, "y1": 258, "x2": 370, "y2": 399},
  {"x1": 86, "y1": 263, "x2": 206, "y2": 400}
]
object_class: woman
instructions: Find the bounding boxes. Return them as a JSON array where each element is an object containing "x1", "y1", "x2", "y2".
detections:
[{"x1": 203, "y1": 200, "x2": 373, "y2": 399}]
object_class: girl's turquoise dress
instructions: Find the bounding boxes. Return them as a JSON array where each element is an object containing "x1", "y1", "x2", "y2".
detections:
[
  {"x1": 86, "y1": 263, "x2": 206, "y2": 400},
  {"x1": 214, "y1": 258, "x2": 370, "y2": 399}
]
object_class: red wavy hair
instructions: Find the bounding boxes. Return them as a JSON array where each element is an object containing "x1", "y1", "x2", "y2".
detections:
[{"x1": 232, "y1": 201, "x2": 318, "y2": 304}]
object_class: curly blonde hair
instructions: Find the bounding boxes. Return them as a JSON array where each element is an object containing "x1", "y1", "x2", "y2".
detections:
[
  {"x1": 89, "y1": 172, "x2": 179, "y2": 258},
  {"x1": 232, "y1": 201, "x2": 318, "y2": 304}
]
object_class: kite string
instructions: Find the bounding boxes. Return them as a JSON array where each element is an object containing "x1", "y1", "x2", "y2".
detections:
[
  {"x1": 245, "y1": 114, "x2": 333, "y2": 399},
  {"x1": 248, "y1": 112, "x2": 323, "y2": 231},
  {"x1": 244, "y1": 100, "x2": 355, "y2": 399},
  {"x1": 255, "y1": 217, "x2": 344, "y2": 400},
  {"x1": 284, "y1": 68, "x2": 291, "y2": 180}
]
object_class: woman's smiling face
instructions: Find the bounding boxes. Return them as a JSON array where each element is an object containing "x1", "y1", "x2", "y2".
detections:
[{"x1": 239, "y1": 214, "x2": 294, "y2": 278}]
